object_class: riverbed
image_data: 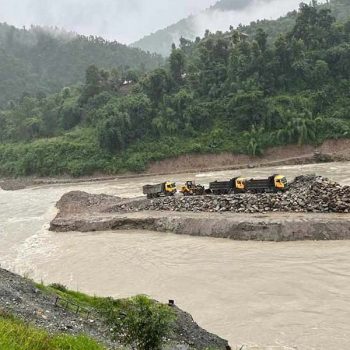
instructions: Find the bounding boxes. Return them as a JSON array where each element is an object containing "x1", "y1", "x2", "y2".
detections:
[{"x1": 1, "y1": 162, "x2": 350, "y2": 349}]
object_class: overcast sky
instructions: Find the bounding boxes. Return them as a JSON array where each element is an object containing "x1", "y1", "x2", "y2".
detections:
[{"x1": 0, "y1": 0, "x2": 217, "y2": 44}]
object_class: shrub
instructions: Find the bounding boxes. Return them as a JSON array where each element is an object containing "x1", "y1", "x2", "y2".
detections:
[
  {"x1": 49, "y1": 283, "x2": 67, "y2": 292},
  {"x1": 98, "y1": 295, "x2": 175, "y2": 350}
]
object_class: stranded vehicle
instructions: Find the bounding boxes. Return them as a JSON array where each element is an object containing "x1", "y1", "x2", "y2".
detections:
[
  {"x1": 143, "y1": 182, "x2": 177, "y2": 199},
  {"x1": 245, "y1": 174, "x2": 288, "y2": 193},
  {"x1": 209, "y1": 177, "x2": 246, "y2": 195},
  {"x1": 179, "y1": 181, "x2": 205, "y2": 196},
  {"x1": 143, "y1": 175, "x2": 288, "y2": 199},
  {"x1": 209, "y1": 175, "x2": 287, "y2": 194}
]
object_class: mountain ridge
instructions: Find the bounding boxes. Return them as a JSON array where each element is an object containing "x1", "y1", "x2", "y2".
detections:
[
  {"x1": 131, "y1": 0, "x2": 344, "y2": 56},
  {"x1": 0, "y1": 23, "x2": 163, "y2": 106}
]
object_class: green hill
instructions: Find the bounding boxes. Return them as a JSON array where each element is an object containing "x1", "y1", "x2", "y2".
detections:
[
  {"x1": 0, "y1": 1, "x2": 349, "y2": 177},
  {"x1": 0, "y1": 24, "x2": 163, "y2": 107},
  {"x1": 131, "y1": 0, "x2": 258, "y2": 56},
  {"x1": 132, "y1": 0, "x2": 350, "y2": 56}
]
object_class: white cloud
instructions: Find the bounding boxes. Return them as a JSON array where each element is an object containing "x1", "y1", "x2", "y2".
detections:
[
  {"x1": 193, "y1": 0, "x2": 327, "y2": 37},
  {"x1": 0, "y1": 0, "x2": 328, "y2": 44},
  {"x1": 0, "y1": 0, "x2": 216, "y2": 43}
]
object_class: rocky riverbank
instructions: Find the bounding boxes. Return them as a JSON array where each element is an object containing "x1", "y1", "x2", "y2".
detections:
[{"x1": 0, "y1": 267, "x2": 228, "y2": 350}]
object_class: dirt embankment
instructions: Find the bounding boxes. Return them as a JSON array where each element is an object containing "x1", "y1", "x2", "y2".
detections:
[
  {"x1": 2, "y1": 139, "x2": 350, "y2": 191},
  {"x1": 50, "y1": 176, "x2": 350, "y2": 242},
  {"x1": 146, "y1": 139, "x2": 350, "y2": 174},
  {"x1": 51, "y1": 210, "x2": 350, "y2": 242},
  {"x1": 0, "y1": 267, "x2": 228, "y2": 350}
]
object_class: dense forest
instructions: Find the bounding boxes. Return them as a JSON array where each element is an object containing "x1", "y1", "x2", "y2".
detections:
[
  {"x1": 132, "y1": 0, "x2": 350, "y2": 56},
  {"x1": 0, "y1": 24, "x2": 163, "y2": 106},
  {"x1": 0, "y1": 1, "x2": 349, "y2": 177}
]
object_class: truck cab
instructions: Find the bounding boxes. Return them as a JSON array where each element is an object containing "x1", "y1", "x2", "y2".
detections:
[
  {"x1": 235, "y1": 177, "x2": 246, "y2": 191},
  {"x1": 165, "y1": 182, "x2": 177, "y2": 195},
  {"x1": 273, "y1": 175, "x2": 288, "y2": 190}
]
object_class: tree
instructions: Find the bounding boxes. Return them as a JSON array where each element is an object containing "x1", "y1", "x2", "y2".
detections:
[
  {"x1": 228, "y1": 90, "x2": 267, "y2": 131},
  {"x1": 255, "y1": 28, "x2": 268, "y2": 52},
  {"x1": 120, "y1": 93, "x2": 152, "y2": 139},
  {"x1": 289, "y1": 2, "x2": 336, "y2": 49},
  {"x1": 169, "y1": 48, "x2": 186, "y2": 84},
  {"x1": 142, "y1": 68, "x2": 171, "y2": 104},
  {"x1": 99, "y1": 295, "x2": 175, "y2": 350},
  {"x1": 97, "y1": 111, "x2": 131, "y2": 152},
  {"x1": 59, "y1": 102, "x2": 81, "y2": 130},
  {"x1": 80, "y1": 65, "x2": 101, "y2": 103}
]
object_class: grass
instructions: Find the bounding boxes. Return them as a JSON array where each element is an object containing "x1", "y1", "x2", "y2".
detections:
[
  {"x1": 0, "y1": 313, "x2": 106, "y2": 350},
  {"x1": 36, "y1": 283, "x2": 177, "y2": 350},
  {"x1": 37, "y1": 283, "x2": 102, "y2": 309}
]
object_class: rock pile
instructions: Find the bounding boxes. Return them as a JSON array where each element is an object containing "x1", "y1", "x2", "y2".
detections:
[{"x1": 113, "y1": 175, "x2": 350, "y2": 214}]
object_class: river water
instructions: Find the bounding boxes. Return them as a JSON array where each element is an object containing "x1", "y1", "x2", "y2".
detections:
[{"x1": 1, "y1": 162, "x2": 350, "y2": 350}]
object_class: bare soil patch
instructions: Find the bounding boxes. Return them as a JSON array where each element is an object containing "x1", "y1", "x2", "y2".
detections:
[{"x1": 146, "y1": 139, "x2": 350, "y2": 174}]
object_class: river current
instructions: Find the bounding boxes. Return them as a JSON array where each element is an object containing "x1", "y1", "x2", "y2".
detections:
[{"x1": 1, "y1": 162, "x2": 350, "y2": 349}]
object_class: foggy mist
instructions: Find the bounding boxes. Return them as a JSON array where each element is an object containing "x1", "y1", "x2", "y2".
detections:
[
  {"x1": 195, "y1": 0, "x2": 309, "y2": 35},
  {"x1": 0, "y1": 0, "x2": 216, "y2": 43},
  {"x1": 0, "y1": 0, "x2": 327, "y2": 44}
]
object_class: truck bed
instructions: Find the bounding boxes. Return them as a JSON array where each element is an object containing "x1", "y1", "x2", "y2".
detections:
[
  {"x1": 246, "y1": 179, "x2": 274, "y2": 191},
  {"x1": 143, "y1": 183, "x2": 165, "y2": 195}
]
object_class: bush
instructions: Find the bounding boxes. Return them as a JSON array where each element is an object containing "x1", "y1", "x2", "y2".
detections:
[
  {"x1": 98, "y1": 295, "x2": 175, "y2": 350},
  {"x1": 49, "y1": 283, "x2": 67, "y2": 292}
]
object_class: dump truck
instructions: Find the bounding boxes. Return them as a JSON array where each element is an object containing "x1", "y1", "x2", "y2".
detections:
[
  {"x1": 143, "y1": 182, "x2": 177, "y2": 199},
  {"x1": 209, "y1": 175, "x2": 287, "y2": 194},
  {"x1": 245, "y1": 174, "x2": 287, "y2": 193},
  {"x1": 209, "y1": 177, "x2": 246, "y2": 195},
  {"x1": 179, "y1": 181, "x2": 205, "y2": 196}
]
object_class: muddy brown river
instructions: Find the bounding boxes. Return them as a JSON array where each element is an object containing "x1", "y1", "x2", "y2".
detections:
[{"x1": 1, "y1": 162, "x2": 350, "y2": 350}]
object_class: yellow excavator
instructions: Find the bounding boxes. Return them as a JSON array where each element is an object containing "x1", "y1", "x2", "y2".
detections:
[{"x1": 179, "y1": 181, "x2": 205, "y2": 196}]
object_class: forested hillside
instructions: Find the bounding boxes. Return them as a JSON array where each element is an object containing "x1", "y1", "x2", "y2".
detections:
[
  {"x1": 132, "y1": 0, "x2": 349, "y2": 56},
  {"x1": 0, "y1": 2, "x2": 349, "y2": 177},
  {"x1": 131, "y1": 0, "x2": 259, "y2": 56},
  {"x1": 0, "y1": 24, "x2": 163, "y2": 107}
]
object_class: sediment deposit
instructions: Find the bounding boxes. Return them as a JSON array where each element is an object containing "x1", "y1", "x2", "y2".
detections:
[{"x1": 50, "y1": 175, "x2": 350, "y2": 241}]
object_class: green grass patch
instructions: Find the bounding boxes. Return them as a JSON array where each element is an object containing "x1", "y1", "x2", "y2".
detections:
[
  {"x1": 36, "y1": 283, "x2": 176, "y2": 350},
  {"x1": 0, "y1": 314, "x2": 106, "y2": 350}
]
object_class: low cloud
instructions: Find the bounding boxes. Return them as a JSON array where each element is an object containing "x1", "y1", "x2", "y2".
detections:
[
  {"x1": 0, "y1": 0, "x2": 216, "y2": 43},
  {"x1": 193, "y1": 0, "x2": 320, "y2": 37}
]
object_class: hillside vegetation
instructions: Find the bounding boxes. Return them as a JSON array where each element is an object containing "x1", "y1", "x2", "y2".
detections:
[
  {"x1": 0, "y1": 1, "x2": 349, "y2": 177},
  {"x1": 0, "y1": 266, "x2": 227, "y2": 350},
  {"x1": 0, "y1": 24, "x2": 163, "y2": 107},
  {"x1": 132, "y1": 0, "x2": 350, "y2": 56}
]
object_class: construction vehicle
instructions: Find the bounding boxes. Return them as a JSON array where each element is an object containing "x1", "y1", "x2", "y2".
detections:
[
  {"x1": 209, "y1": 177, "x2": 246, "y2": 195},
  {"x1": 143, "y1": 182, "x2": 177, "y2": 199},
  {"x1": 179, "y1": 181, "x2": 205, "y2": 196},
  {"x1": 209, "y1": 175, "x2": 287, "y2": 194},
  {"x1": 245, "y1": 174, "x2": 287, "y2": 193}
]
